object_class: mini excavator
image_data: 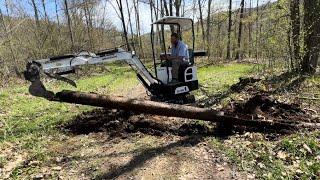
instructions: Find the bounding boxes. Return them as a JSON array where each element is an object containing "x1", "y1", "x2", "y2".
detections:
[{"x1": 24, "y1": 17, "x2": 206, "y2": 104}]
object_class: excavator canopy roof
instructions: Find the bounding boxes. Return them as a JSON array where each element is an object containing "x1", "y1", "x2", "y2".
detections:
[{"x1": 152, "y1": 16, "x2": 193, "y2": 30}]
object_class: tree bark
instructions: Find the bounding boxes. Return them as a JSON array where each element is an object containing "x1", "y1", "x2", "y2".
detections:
[
  {"x1": 0, "y1": 6, "x2": 16, "y2": 66},
  {"x1": 290, "y1": 0, "x2": 301, "y2": 70},
  {"x1": 198, "y1": 0, "x2": 205, "y2": 48},
  {"x1": 169, "y1": 0, "x2": 173, "y2": 16},
  {"x1": 116, "y1": 0, "x2": 130, "y2": 51},
  {"x1": 226, "y1": 0, "x2": 232, "y2": 60},
  {"x1": 133, "y1": 0, "x2": 144, "y2": 57},
  {"x1": 64, "y1": 0, "x2": 75, "y2": 51},
  {"x1": 301, "y1": 0, "x2": 320, "y2": 74},
  {"x1": 235, "y1": 0, "x2": 245, "y2": 60},
  {"x1": 206, "y1": 0, "x2": 213, "y2": 58},
  {"x1": 174, "y1": 0, "x2": 181, "y2": 17},
  {"x1": 125, "y1": 0, "x2": 135, "y2": 52},
  {"x1": 55, "y1": 0, "x2": 60, "y2": 27},
  {"x1": 248, "y1": 0, "x2": 252, "y2": 58},
  {"x1": 84, "y1": 0, "x2": 93, "y2": 50},
  {"x1": 30, "y1": 0, "x2": 40, "y2": 29},
  {"x1": 255, "y1": 0, "x2": 259, "y2": 61},
  {"x1": 162, "y1": 0, "x2": 170, "y2": 16},
  {"x1": 41, "y1": 0, "x2": 49, "y2": 21}
]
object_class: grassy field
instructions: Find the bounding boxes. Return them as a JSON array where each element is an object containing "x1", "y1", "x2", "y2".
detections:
[{"x1": 0, "y1": 63, "x2": 319, "y2": 179}]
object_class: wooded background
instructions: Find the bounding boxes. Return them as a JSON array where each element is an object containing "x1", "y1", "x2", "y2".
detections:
[{"x1": 0, "y1": 0, "x2": 319, "y2": 86}]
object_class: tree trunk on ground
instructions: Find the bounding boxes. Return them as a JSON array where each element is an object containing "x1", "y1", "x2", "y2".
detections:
[
  {"x1": 301, "y1": 0, "x2": 320, "y2": 74},
  {"x1": 226, "y1": 0, "x2": 232, "y2": 60},
  {"x1": 53, "y1": 90, "x2": 320, "y2": 130},
  {"x1": 235, "y1": 0, "x2": 245, "y2": 61}
]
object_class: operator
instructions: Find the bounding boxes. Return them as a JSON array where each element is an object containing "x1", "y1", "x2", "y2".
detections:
[{"x1": 160, "y1": 33, "x2": 189, "y2": 83}]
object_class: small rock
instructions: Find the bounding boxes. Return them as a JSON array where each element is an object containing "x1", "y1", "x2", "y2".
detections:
[
  {"x1": 247, "y1": 174, "x2": 256, "y2": 179},
  {"x1": 55, "y1": 156, "x2": 63, "y2": 163},
  {"x1": 33, "y1": 174, "x2": 44, "y2": 180},
  {"x1": 216, "y1": 164, "x2": 224, "y2": 171},
  {"x1": 28, "y1": 161, "x2": 40, "y2": 166},
  {"x1": 52, "y1": 166, "x2": 62, "y2": 171},
  {"x1": 295, "y1": 169, "x2": 303, "y2": 174}
]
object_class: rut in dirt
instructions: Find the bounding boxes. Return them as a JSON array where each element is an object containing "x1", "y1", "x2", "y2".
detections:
[{"x1": 63, "y1": 108, "x2": 217, "y2": 137}]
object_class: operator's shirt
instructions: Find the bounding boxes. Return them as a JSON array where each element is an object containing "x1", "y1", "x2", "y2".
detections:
[{"x1": 171, "y1": 40, "x2": 189, "y2": 62}]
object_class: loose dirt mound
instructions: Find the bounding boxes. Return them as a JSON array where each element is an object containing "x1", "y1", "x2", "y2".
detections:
[
  {"x1": 225, "y1": 94, "x2": 319, "y2": 126},
  {"x1": 64, "y1": 108, "x2": 215, "y2": 137}
]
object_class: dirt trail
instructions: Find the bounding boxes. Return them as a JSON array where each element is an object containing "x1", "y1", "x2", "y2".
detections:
[
  {"x1": 45, "y1": 132, "x2": 244, "y2": 179},
  {"x1": 43, "y1": 106, "x2": 244, "y2": 179}
]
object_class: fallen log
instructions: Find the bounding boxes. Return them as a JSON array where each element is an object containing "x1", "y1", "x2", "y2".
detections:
[{"x1": 54, "y1": 90, "x2": 320, "y2": 130}]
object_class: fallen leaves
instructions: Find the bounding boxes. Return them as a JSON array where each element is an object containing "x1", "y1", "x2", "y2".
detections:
[
  {"x1": 1, "y1": 152, "x2": 28, "y2": 179},
  {"x1": 302, "y1": 144, "x2": 313, "y2": 154},
  {"x1": 276, "y1": 151, "x2": 288, "y2": 160}
]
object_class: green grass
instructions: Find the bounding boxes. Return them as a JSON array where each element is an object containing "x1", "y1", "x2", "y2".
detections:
[
  {"x1": 209, "y1": 131, "x2": 320, "y2": 179},
  {"x1": 197, "y1": 63, "x2": 257, "y2": 94},
  {"x1": 0, "y1": 66, "x2": 139, "y2": 176}
]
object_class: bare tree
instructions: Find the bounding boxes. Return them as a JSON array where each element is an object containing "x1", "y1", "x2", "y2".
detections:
[
  {"x1": 174, "y1": 0, "x2": 181, "y2": 16},
  {"x1": 301, "y1": 0, "x2": 320, "y2": 74},
  {"x1": 133, "y1": 0, "x2": 144, "y2": 56},
  {"x1": 115, "y1": 0, "x2": 129, "y2": 50},
  {"x1": 255, "y1": 0, "x2": 259, "y2": 61},
  {"x1": 125, "y1": 0, "x2": 135, "y2": 52},
  {"x1": 226, "y1": 0, "x2": 232, "y2": 60},
  {"x1": 290, "y1": 0, "x2": 300, "y2": 69},
  {"x1": 206, "y1": 0, "x2": 213, "y2": 57},
  {"x1": 64, "y1": 0, "x2": 75, "y2": 51},
  {"x1": 235, "y1": 0, "x2": 245, "y2": 60},
  {"x1": 54, "y1": 0, "x2": 60, "y2": 27},
  {"x1": 30, "y1": 0, "x2": 40, "y2": 29},
  {"x1": 198, "y1": 0, "x2": 205, "y2": 47},
  {"x1": 0, "y1": 5, "x2": 16, "y2": 65},
  {"x1": 41, "y1": 0, "x2": 49, "y2": 21},
  {"x1": 248, "y1": 0, "x2": 252, "y2": 58}
]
